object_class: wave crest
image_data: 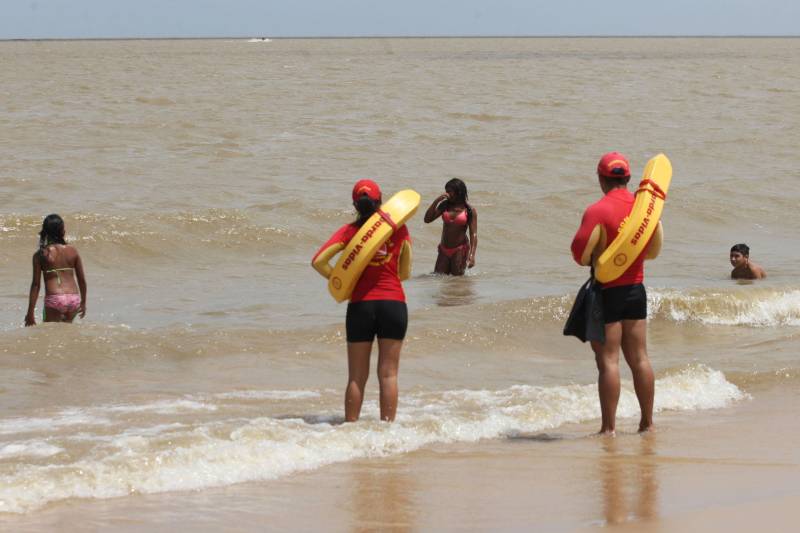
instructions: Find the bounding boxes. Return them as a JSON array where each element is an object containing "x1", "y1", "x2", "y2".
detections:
[{"x1": 650, "y1": 288, "x2": 800, "y2": 327}]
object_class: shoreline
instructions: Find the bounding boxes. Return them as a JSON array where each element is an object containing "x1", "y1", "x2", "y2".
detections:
[{"x1": 3, "y1": 383, "x2": 797, "y2": 531}]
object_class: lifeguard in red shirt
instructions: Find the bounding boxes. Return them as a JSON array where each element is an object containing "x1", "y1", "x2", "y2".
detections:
[
  {"x1": 312, "y1": 180, "x2": 412, "y2": 423},
  {"x1": 570, "y1": 152, "x2": 663, "y2": 435}
]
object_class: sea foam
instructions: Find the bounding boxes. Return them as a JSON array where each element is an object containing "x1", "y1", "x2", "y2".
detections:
[
  {"x1": 0, "y1": 441, "x2": 64, "y2": 460},
  {"x1": 0, "y1": 367, "x2": 743, "y2": 514},
  {"x1": 649, "y1": 288, "x2": 800, "y2": 327}
]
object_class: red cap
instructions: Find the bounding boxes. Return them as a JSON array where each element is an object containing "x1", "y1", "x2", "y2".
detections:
[
  {"x1": 597, "y1": 152, "x2": 631, "y2": 178},
  {"x1": 352, "y1": 179, "x2": 381, "y2": 202}
]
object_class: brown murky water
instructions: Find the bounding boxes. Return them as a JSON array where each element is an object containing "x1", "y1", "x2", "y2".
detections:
[{"x1": 1, "y1": 38, "x2": 799, "y2": 526}]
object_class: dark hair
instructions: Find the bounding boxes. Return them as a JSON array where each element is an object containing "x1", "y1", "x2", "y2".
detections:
[
  {"x1": 443, "y1": 178, "x2": 473, "y2": 224},
  {"x1": 730, "y1": 243, "x2": 750, "y2": 256},
  {"x1": 600, "y1": 175, "x2": 631, "y2": 187},
  {"x1": 38, "y1": 214, "x2": 66, "y2": 264},
  {"x1": 353, "y1": 195, "x2": 380, "y2": 227},
  {"x1": 444, "y1": 178, "x2": 468, "y2": 202},
  {"x1": 608, "y1": 167, "x2": 630, "y2": 177}
]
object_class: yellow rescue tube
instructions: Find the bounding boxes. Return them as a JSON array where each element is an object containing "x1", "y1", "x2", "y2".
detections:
[
  {"x1": 595, "y1": 154, "x2": 672, "y2": 284},
  {"x1": 328, "y1": 189, "x2": 421, "y2": 303}
]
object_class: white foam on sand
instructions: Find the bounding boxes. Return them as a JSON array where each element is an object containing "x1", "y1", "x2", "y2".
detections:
[
  {"x1": 0, "y1": 410, "x2": 111, "y2": 436},
  {"x1": 0, "y1": 366, "x2": 744, "y2": 514},
  {"x1": 0, "y1": 441, "x2": 64, "y2": 460},
  {"x1": 213, "y1": 390, "x2": 321, "y2": 401}
]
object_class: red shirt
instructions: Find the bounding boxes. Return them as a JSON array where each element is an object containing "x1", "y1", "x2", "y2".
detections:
[
  {"x1": 571, "y1": 188, "x2": 646, "y2": 289},
  {"x1": 314, "y1": 223, "x2": 410, "y2": 302}
]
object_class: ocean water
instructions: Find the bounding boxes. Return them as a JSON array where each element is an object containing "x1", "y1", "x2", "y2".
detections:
[{"x1": 0, "y1": 37, "x2": 798, "y2": 517}]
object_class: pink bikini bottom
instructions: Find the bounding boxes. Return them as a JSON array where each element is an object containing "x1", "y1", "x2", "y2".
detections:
[
  {"x1": 438, "y1": 242, "x2": 469, "y2": 258},
  {"x1": 44, "y1": 293, "x2": 81, "y2": 314}
]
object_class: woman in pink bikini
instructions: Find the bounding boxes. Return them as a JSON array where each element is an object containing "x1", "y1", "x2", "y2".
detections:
[
  {"x1": 423, "y1": 178, "x2": 478, "y2": 275},
  {"x1": 25, "y1": 214, "x2": 87, "y2": 326}
]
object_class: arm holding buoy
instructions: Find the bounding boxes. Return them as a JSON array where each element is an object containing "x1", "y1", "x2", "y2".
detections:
[
  {"x1": 571, "y1": 204, "x2": 607, "y2": 267},
  {"x1": 644, "y1": 221, "x2": 663, "y2": 260},
  {"x1": 581, "y1": 225, "x2": 606, "y2": 266},
  {"x1": 312, "y1": 225, "x2": 352, "y2": 279},
  {"x1": 398, "y1": 239, "x2": 412, "y2": 281},
  {"x1": 312, "y1": 242, "x2": 344, "y2": 279}
]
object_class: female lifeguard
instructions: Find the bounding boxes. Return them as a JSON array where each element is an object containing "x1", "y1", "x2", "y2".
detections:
[
  {"x1": 423, "y1": 178, "x2": 477, "y2": 275},
  {"x1": 25, "y1": 214, "x2": 87, "y2": 326},
  {"x1": 312, "y1": 180, "x2": 412, "y2": 422}
]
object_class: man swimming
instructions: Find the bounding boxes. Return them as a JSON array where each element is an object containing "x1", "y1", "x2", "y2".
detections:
[{"x1": 730, "y1": 243, "x2": 766, "y2": 280}]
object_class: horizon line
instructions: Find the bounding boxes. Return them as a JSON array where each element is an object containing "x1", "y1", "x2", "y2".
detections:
[{"x1": 2, "y1": 34, "x2": 799, "y2": 42}]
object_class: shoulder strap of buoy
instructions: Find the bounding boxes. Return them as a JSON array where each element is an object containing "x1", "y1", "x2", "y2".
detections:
[
  {"x1": 377, "y1": 209, "x2": 398, "y2": 231},
  {"x1": 637, "y1": 179, "x2": 667, "y2": 201}
]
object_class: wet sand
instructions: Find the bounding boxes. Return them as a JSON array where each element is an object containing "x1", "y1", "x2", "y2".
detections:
[{"x1": 4, "y1": 383, "x2": 798, "y2": 532}]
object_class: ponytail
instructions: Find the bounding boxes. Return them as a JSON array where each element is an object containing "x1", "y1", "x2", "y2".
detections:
[
  {"x1": 353, "y1": 196, "x2": 379, "y2": 227},
  {"x1": 38, "y1": 214, "x2": 66, "y2": 263}
]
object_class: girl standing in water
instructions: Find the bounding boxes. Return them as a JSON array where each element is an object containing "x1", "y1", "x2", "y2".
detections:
[
  {"x1": 423, "y1": 178, "x2": 477, "y2": 275},
  {"x1": 25, "y1": 214, "x2": 87, "y2": 326},
  {"x1": 312, "y1": 180, "x2": 412, "y2": 422}
]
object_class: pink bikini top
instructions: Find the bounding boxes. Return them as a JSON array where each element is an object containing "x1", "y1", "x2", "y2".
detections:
[{"x1": 442, "y1": 208, "x2": 468, "y2": 226}]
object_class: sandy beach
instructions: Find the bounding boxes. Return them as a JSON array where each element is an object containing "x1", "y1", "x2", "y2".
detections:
[{"x1": 3, "y1": 382, "x2": 798, "y2": 532}]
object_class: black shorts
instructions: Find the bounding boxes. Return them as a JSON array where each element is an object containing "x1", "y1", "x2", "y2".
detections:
[
  {"x1": 601, "y1": 284, "x2": 647, "y2": 323},
  {"x1": 346, "y1": 300, "x2": 408, "y2": 342}
]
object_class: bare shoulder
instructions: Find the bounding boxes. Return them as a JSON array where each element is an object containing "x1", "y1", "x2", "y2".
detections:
[
  {"x1": 64, "y1": 244, "x2": 82, "y2": 262},
  {"x1": 59, "y1": 244, "x2": 80, "y2": 266}
]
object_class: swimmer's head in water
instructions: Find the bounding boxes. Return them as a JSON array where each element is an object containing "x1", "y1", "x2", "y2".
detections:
[
  {"x1": 731, "y1": 243, "x2": 750, "y2": 256},
  {"x1": 730, "y1": 243, "x2": 750, "y2": 267},
  {"x1": 444, "y1": 178, "x2": 468, "y2": 203},
  {"x1": 39, "y1": 214, "x2": 66, "y2": 247}
]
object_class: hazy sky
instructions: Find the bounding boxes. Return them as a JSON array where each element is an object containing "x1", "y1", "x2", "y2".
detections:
[{"x1": 3, "y1": 1, "x2": 799, "y2": 39}]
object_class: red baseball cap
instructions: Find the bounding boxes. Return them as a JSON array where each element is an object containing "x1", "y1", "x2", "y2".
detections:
[
  {"x1": 597, "y1": 152, "x2": 631, "y2": 178},
  {"x1": 352, "y1": 179, "x2": 381, "y2": 202}
]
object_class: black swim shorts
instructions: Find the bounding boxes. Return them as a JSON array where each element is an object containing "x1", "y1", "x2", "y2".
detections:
[
  {"x1": 601, "y1": 284, "x2": 647, "y2": 323},
  {"x1": 345, "y1": 300, "x2": 408, "y2": 342}
]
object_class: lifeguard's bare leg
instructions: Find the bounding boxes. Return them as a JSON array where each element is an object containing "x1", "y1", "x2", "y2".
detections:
[
  {"x1": 376, "y1": 338, "x2": 402, "y2": 421},
  {"x1": 592, "y1": 322, "x2": 623, "y2": 434},
  {"x1": 621, "y1": 319, "x2": 655, "y2": 432},
  {"x1": 345, "y1": 341, "x2": 372, "y2": 422}
]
